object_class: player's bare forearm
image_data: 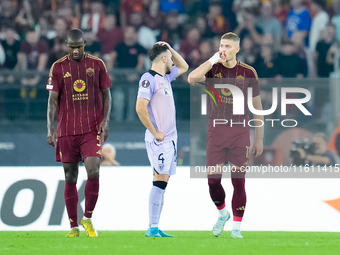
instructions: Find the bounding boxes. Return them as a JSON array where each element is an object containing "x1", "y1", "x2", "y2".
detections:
[
  {"x1": 47, "y1": 91, "x2": 58, "y2": 130},
  {"x1": 252, "y1": 95, "x2": 264, "y2": 157},
  {"x1": 47, "y1": 91, "x2": 59, "y2": 147},
  {"x1": 169, "y1": 47, "x2": 188, "y2": 76},
  {"x1": 136, "y1": 98, "x2": 158, "y2": 137},
  {"x1": 136, "y1": 99, "x2": 157, "y2": 134},
  {"x1": 100, "y1": 88, "x2": 111, "y2": 142},
  {"x1": 187, "y1": 61, "x2": 211, "y2": 86},
  {"x1": 254, "y1": 115, "x2": 264, "y2": 140},
  {"x1": 155, "y1": 41, "x2": 188, "y2": 76},
  {"x1": 101, "y1": 88, "x2": 111, "y2": 122},
  {"x1": 252, "y1": 96, "x2": 264, "y2": 141}
]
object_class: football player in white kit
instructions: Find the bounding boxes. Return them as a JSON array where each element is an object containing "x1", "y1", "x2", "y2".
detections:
[{"x1": 136, "y1": 41, "x2": 188, "y2": 237}]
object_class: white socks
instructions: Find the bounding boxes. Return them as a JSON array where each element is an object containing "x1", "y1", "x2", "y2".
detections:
[
  {"x1": 218, "y1": 207, "x2": 228, "y2": 217},
  {"x1": 232, "y1": 221, "x2": 241, "y2": 231}
]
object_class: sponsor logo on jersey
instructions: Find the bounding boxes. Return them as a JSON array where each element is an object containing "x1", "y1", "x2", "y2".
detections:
[
  {"x1": 139, "y1": 88, "x2": 149, "y2": 93},
  {"x1": 236, "y1": 75, "x2": 244, "y2": 84},
  {"x1": 86, "y1": 68, "x2": 94, "y2": 77},
  {"x1": 214, "y1": 72, "x2": 222, "y2": 78},
  {"x1": 73, "y1": 79, "x2": 86, "y2": 92},
  {"x1": 221, "y1": 88, "x2": 232, "y2": 96},
  {"x1": 96, "y1": 150, "x2": 102, "y2": 155},
  {"x1": 63, "y1": 72, "x2": 71, "y2": 78},
  {"x1": 236, "y1": 206, "x2": 245, "y2": 210},
  {"x1": 72, "y1": 93, "x2": 88, "y2": 101},
  {"x1": 142, "y1": 80, "x2": 150, "y2": 88}
]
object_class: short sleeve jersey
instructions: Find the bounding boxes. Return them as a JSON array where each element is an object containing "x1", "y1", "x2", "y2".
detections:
[
  {"x1": 46, "y1": 53, "x2": 112, "y2": 137},
  {"x1": 205, "y1": 61, "x2": 260, "y2": 122},
  {"x1": 137, "y1": 66, "x2": 179, "y2": 142}
]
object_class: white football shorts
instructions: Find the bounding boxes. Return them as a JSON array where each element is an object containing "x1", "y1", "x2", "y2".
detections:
[{"x1": 146, "y1": 139, "x2": 177, "y2": 176}]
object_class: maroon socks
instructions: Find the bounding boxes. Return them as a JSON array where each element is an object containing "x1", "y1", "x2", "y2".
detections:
[
  {"x1": 208, "y1": 174, "x2": 225, "y2": 208},
  {"x1": 64, "y1": 178, "x2": 99, "y2": 228},
  {"x1": 64, "y1": 182, "x2": 78, "y2": 228},
  {"x1": 84, "y1": 178, "x2": 99, "y2": 218},
  {"x1": 208, "y1": 174, "x2": 246, "y2": 221},
  {"x1": 231, "y1": 178, "x2": 246, "y2": 220}
]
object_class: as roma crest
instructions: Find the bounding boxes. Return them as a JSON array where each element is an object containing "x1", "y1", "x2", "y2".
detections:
[
  {"x1": 236, "y1": 75, "x2": 244, "y2": 84},
  {"x1": 86, "y1": 68, "x2": 94, "y2": 77}
]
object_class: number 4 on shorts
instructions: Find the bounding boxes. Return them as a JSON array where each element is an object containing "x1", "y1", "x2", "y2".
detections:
[{"x1": 158, "y1": 153, "x2": 165, "y2": 164}]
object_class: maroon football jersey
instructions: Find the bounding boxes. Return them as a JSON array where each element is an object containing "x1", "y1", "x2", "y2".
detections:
[
  {"x1": 46, "y1": 53, "x2": 112, "y2": 137},
  {"x1": 205, "y1": 61, "x2": 260, "y2": 122}
]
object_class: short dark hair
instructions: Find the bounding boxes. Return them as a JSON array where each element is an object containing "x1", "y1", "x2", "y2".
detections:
[
  {"x1": 66, "y1": 29, "x2": 86, "y2": 45},
  {"x1": 148, "y1": 44, "x2": 169, "y2": 62}
]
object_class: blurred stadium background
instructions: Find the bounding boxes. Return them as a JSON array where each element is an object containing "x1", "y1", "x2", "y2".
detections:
[{"x1": 1, "y1": 0, "x2": 340, "y2": 238}]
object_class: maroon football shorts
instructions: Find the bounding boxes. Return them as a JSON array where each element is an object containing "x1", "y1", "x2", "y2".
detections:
[
  {"x1": 206, "y1": 119, "x2": 250, "y2": 167},
  {"x1": 56, "y1": 132, "x2": 102, "y2": 163}
]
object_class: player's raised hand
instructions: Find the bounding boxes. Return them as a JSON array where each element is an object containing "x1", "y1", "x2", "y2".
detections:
[
  {"x1": 252, "y1": 139, "x2": 263, "y2": 157},
  {"x1": 208, "y1": 52, "x2": 224, "y2": 66},
  {"x1": 47, "y1": 127, "x2": 57, "y2": 147},
  {"x1": 98, "y1": 118, "x2": 109, "y2": 142},
  {"x1": 154, "y1": 130, "x2": 165, "y2": 142},
  {"x1": 155, "y1": 41, "x2": 172, "y2": 50}
]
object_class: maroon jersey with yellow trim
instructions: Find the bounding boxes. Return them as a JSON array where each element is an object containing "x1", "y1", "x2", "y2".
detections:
[
  {"x1": 46, "y1": 53, "x2": 112, "y2": 137},
  {"x1": 205, "y1": 61, "x2": 260, "y2": 122}
]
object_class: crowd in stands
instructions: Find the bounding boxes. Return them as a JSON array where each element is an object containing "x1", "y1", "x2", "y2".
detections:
[{"x1": 0, "y1": 0, "x2": 339, "y2": 121}]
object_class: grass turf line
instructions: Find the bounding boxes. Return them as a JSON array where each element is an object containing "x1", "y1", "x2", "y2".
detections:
[{"x1": 0, "y1": 231, "x2": 339, "y2": 255}]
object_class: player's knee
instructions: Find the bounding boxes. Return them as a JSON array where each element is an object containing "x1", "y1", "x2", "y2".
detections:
[
  {"x1": 87, "y1": 170, "x2": 99, "y2": 179},
  {"x1": 65, "y1": 172, "x2": 77, "y2": 183},
  {"x1": 153, "y1": 181, "x2": 167, "y2": 190},
  {"x1": 208, "y1": 175, "x2": 222, "y2": 187}
]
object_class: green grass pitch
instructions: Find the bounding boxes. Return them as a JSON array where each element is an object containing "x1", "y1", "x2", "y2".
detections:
[{"x1": 1, "y1": 231, "x2": 340, "y2": 255}]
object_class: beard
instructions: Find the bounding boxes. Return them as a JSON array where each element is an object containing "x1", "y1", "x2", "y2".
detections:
[{"x1": 165, "y1": 64, "x2": 172, "y2": 74}]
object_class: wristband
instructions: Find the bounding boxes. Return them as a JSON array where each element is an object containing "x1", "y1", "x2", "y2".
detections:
[{"x1": 208, "y1": 52, "x2": 220, "y2": 66}]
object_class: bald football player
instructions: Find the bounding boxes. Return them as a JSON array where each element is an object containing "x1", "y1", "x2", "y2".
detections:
[{"x1": 47, "y1": 29, "x2": 112, "y2": 237}]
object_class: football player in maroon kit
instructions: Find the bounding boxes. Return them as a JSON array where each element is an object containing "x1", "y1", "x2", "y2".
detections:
[
  {"x1": 47, "y1": 29, "x2": 112, "y2": 237},
  {"x1": 188, "y1": 32, "x2": 264, "y2": 238}
]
